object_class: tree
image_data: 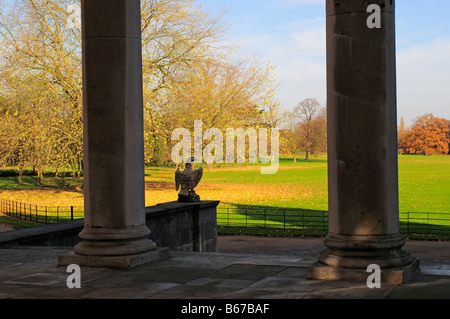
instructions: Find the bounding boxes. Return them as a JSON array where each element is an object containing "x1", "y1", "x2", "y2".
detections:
[
  {"x1": 0, "y1": 0, "x2": 278, "y2": 170},
  {"x1": 399, "y1": 114, "x2": 449, "y2": 155},
  {"x1": 441, "y1": 118, "x2": 450, "y2": 155},
  {"x1": 145, "y1": 56, "x2": 277, "y2": 165},
  {"x1": 0, "y1": 0, "x2": 83, "y2": 179},
  {"x1": 0, "y1": 66, "x2": 75, "y2": 183},
  {"x1": 293, "y1": 98, "x2": 327, "y2": 160},
  {"x1": 398, "y1": 116, "x2": 406, "y2": 152},
  {"x1": 141, "y1": 0, "x2": 227, "y2": 95},
  {"x1": 0, "y1": 0, "x2": 229, "y2": 169},
  {"x1": 281, "y1": 111, "x2": 301, "y2": 162}
]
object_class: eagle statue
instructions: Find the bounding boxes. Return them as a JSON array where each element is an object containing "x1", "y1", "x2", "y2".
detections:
[{"x1": 175, "y1": 159, "x2": 203, "y2": 203}]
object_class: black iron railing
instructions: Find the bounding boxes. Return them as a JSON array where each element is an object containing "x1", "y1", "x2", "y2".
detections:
[
  {"x1": 0, "y1": 198, "x2": 83, "y2": 224},
  {"x1": 217, "y1": 206, "x2": 450, "y2": 239},
  {"x1": 2, "y1": 198, "x2": 450, "y2": 239}
]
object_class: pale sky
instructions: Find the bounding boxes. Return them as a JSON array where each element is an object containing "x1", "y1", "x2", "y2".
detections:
[{"x1": 201, "y1": 0, "x2": 450, "y2": 127}]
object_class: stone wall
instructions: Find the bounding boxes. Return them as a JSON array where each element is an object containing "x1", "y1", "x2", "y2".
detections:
[
  {"x1": 146, "y1": 201, "x2": 219, "y2": 252},
  {"x1": 0, "y1": 201, "x2": 219, "y2": 252}
]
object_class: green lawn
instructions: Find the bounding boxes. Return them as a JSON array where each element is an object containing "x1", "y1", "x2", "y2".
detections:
[
  {"x1": 398, "y1": 155, "x2": 450, "y2": 214},
  {"x1": 199, "y1": 154, "x2": 450, "y2": 215}
]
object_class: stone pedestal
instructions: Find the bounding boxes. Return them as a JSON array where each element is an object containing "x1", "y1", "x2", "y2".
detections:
[
  {"x1": 178, "y1": 195, "x2": 201, "y2": 203},
  {"x1": 59, "y1": 0, "x2": 165, "y2": 268},
  {"x1": 307, "y1": 0, "x2": 419, "y2": 284}
]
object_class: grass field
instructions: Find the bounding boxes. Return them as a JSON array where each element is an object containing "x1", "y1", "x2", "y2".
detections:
[
  {"x1": 143, "y1": 154, "x2": 450, "y2": 215},
  {"x1": 0, "y1": 155, "x2": 449, "y2": 235}
]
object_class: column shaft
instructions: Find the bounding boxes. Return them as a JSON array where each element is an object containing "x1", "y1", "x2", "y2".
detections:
[
  {"x1": 308, "y1": 0, "x2": 418, "y2": 282},
  {"x1": 74, "y1": 0, "x2": 155, "y2": 257}
]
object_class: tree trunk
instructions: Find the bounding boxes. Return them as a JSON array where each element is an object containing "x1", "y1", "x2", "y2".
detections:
[
  {"x1": 37, "y1": 169, "x2": 43, "y2": 185},
  {"x1": 18, "y1": 161, "x2": 24, "y2": 184}
]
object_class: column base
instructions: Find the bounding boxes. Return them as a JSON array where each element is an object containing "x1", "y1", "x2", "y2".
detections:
[
  {"x1": 58, "y1": 247, "x2": 169, "y2": 269},
  {"x1": 73, "y1": 224, "x2": 156, "y2": 257},
  {"x1": 58, "y1": 224, "x2": 168, "y2": 269},
  {"x1": 306, "y1": 233, "x2": 420, "y2": 284},
  {"x1": 306, "y1": 258, "x2": 420, "y2": 285}
]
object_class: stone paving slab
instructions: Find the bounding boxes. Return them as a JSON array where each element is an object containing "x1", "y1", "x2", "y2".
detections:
[
  {"x1": 0, "y1": 247, "x2": 450, "y2": 301},
  {"x1": 385, "y1": 274, "x2": 450, "y2": 299},
  {"x1": 0, "y1": 225, "x2": 15, "y2": 233}
]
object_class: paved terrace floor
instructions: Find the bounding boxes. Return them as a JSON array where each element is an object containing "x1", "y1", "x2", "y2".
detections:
[{"x1": 0, "y1": 235, "x2": 449, "y2": 302}]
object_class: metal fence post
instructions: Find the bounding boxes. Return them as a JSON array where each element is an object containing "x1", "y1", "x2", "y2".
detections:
[
  {"x1": 407, "y1": 212, "x2": 410, "y2": 235},
  {"x1": 302, "y1": 210, "x2": 305, "y2": 230},
  {"x1": 323, "y1": 211, "x2": 326, "y2": 231},
  {"x1": 264, "y1": 209, "x2": 266, "y2": 229},
  {"x1": 245, "y1": 209, "x2": 248, "y2": 228}
]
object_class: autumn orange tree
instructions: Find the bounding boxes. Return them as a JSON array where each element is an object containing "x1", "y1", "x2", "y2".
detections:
[{"x1": 399, "y1": 114, "x2": 450, "y2": 155}]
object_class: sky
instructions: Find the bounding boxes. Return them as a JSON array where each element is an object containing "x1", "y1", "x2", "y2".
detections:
[{"x1": 200, "y1": 0, "x2": 450, "y2": 127}]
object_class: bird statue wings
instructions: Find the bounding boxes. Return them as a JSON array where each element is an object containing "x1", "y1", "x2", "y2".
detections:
[{"x1": 175, "y1": 161, "x2": 203, "y2": 202}]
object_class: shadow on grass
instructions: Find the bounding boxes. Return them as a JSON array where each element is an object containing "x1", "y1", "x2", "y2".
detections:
[
  {"x1": 218, "y1": 204, "x2": 450, "y2": 240},
  {"x1": 0, "y1": 214, "x2": 41, "y2": 229},
  {"x1": 218, "y1": 203, "x2": 329, "y2": 237},
  {"x1": 400, "y1": 213, "x2": 450, "y2": 240},
  {"x1": 0, "y1": 176, "x2": 83, "y2": 193}
]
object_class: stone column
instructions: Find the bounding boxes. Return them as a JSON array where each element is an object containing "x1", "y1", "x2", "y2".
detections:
[
  {"x1": 307, "y1": 0, "x2": 419, "y2": 283},
  {"x1": 59, "y1": 0, "x2": 168, "y2": 268}
]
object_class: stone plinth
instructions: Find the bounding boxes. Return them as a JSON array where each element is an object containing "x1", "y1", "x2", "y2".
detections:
[
  {"x1": 307, "y1": 234, "x2": 420, "y2": 284},
  {"x1": 307, "y1": 260, "x2": 420, "y2": 285},
  {"x1": 58, "y1": 248, "x2": 169, "y2": 270}
]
